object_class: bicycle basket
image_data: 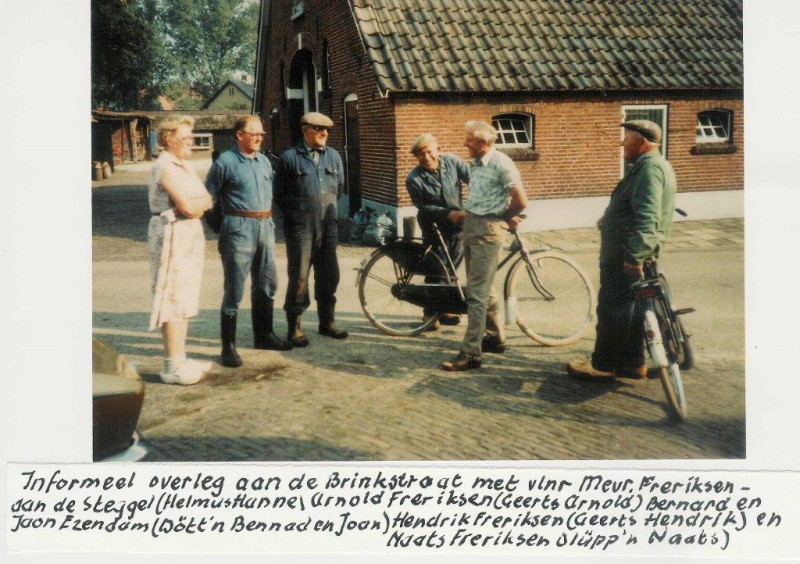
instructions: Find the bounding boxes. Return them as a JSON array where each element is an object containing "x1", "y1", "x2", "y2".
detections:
[{"x1": 381, "y1": 240, "x2": 449, "y2": 278}]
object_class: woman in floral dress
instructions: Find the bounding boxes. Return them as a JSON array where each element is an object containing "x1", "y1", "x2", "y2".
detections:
[{"x1": 148, "y1": 116, "x2": 213, "y2": 385}]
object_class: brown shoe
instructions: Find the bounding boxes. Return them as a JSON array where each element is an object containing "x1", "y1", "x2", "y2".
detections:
[
  {"x1": 566, "y1": 359, "x2": 615, "y2": 382},
  {"x1": 287, "y1": 316, "x2": 309, "y2": 348},
  {"x1": 481, "y1": 335, "x2": 507, "y2": 354},
  {"x1": 442, "y1": 352, "x2": 481, "y2": 372},
  {"x1": 439, "y1": 313, "x2": 461, "y2": 326},
  {"x1": 422, "y1": 314, "x2": 440, "y2": 331},
  {"x1": 319, "y1": 323, "x2": 348, "y2": 339},
  {"x1": 615, "y1": 365, "x2": 648, "y2": 380}
]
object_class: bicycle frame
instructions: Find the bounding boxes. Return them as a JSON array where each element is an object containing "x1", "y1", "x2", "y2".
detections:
[
  {"x1": 631, "y1": 261, "x2": 689, "y2": 351},
  {"x1": 357, "y1": 216, "x2": 596, "y2": 343}
]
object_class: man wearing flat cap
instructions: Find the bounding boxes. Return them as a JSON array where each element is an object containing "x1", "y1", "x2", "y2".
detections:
[
  {"x1": 405, "y1": 133, "x2": 470, "y2": 329},
  {"x1": 568, "y1": 119, "x2": 677, "y2": 382},
  {"x1": 274, "y1": 112, "x2": 347, "y2": 346}
]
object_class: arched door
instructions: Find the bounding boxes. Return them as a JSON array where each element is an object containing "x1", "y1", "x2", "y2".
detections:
[
  {"x1": 288, "y1": 49, "x2": 317, "y2": 145},
  {"x1": 343, "y1": 93, "x2": 361, "y2": 216}
]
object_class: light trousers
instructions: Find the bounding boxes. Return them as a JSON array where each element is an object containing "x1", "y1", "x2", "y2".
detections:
[{"x1": 460, "y1": 213, "x2": 506, "y2": 357}]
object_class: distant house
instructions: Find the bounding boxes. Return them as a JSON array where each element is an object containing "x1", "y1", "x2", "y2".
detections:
[
  {"x1": 142, "y1": 109, "x2": 248, "y2": 159},
  {"x1": 203, "y1": 78, "x2": 255, "y2": 110},
  {"x1": 254, "y1": 0, "x2": 744, "y2": 230},
  {"x1": 91, "y1": 110, "x2": 151, "y2": 169}
]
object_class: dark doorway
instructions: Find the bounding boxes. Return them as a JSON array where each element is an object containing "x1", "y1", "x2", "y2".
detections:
[
  {"x1": 343, "y1": 94, "x2": 361, "y2": 216},
  {"x1": 288, "y1": 49, "x2": 317, "y2": 145}
]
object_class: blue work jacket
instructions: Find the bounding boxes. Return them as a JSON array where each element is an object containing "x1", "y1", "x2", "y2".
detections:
[
  {"x1": 405, "y1": 153, "x2": 469, "y2": 236},
  {"x1": 205, "y1": 147, "x2": 274, "y2": 212},
  {"x1": 274, "y1": 142, "x2": 345, "y2": 238}
]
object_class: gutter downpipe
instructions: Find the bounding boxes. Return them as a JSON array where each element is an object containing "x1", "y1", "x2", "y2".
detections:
[{"x1": 252, "y1": 0, "x2": 272, "y2": 116}]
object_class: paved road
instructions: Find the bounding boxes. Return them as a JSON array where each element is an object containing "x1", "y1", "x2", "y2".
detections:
[{"x1": 92, "y1": 163, "x2": 745, "y2": 461}]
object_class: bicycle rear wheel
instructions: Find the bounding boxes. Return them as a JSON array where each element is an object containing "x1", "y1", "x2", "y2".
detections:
[
  {"x1": 504, "y1": 251, "x2": 595, "y2": 346},
  {"x1": 673, "y1": 317, "x2": 695, "y2": 371},
  {"x1": 358, "y1": 249, "x2": 438, "y2": 336},
  {"x1": 658, "y1": 275, "x2": 695, "y2": 371}
]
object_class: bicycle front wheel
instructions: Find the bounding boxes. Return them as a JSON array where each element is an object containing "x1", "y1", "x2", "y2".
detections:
[
  {"x1": 648, "y1": 299, "x2": 688, "y2": 420},
  {"x1": 659, "y1": 363, "x2": 688, "y2": 421},
  {"x1": 358, "y1": 249, "x2": 438, "y2": 336},
  {"x1": 504, "y1": 251, "x2": 595, "y2": 346}
]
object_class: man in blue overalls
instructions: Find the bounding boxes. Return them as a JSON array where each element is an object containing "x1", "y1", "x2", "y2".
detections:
[
  {"x1": 274, "y1": 112, "x2": 348, "y2": 347},
  {"x1": 206, "y1": 115, "x2": 292, "y2": 368}
]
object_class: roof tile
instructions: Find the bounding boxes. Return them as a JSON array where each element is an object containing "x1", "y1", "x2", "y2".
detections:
[{"x1": 350, "y1": 0, "x2": 742, "y2": 93}]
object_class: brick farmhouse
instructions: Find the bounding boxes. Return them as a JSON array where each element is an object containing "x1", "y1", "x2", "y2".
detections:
[{"x1": 255, "y1": 0, "x2": 743, "y2": 232}]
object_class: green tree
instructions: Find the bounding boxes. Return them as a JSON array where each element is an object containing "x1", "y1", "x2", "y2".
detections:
[
  {"x1": 159, "y1": 0, "x2": 259, "y2": 103},
  {"x1": 91, "y1": 0, "x2": 161, "y2": 110}
]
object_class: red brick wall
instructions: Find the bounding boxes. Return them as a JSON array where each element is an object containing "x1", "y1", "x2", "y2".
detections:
[
  {"x1": 258, "y1": 0, "x2": 398, "y2": 207},
  {"x1": 393, "y1": 92, "x2": 744, "y2": 207}
]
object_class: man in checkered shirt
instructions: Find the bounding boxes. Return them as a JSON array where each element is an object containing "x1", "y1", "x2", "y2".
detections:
[{"x1": 442, "y1": 121, "x2": 529, "y2": 371}]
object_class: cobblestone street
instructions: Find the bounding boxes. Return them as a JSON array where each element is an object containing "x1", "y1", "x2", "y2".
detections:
[{"x1": 92, "y1": 163, "x2": 745, "y2": 461}]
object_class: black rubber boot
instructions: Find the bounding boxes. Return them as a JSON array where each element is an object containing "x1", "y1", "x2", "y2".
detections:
[
  {"x1": 287, "y1": 315, "x2": 309, "y2": 348},
  {"x1": 318, "y1": 304, "x2": 348, "y2": 339},
  {"x1": 221, "y1": 312, "x2": 243, "y2": 367},
  {"x1": 253, "y1": 303, "x2": 292, "y2": 351}
]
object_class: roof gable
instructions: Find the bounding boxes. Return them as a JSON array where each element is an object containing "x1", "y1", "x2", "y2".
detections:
[
  {"x1": 350, "y1": 0, "x2": 743, "y2": 94},
  {"x1": 203, "y1": 79, "x2": 255, "y2": 108}
]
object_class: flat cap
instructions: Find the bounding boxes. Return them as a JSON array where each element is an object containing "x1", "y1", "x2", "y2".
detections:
[
  {"x1": 300, "y1": 112, "x2": 334, "y2": 128},
  {"x1": 621, "y1": 120, "x2": 662, "y2": 144},
  {"x1": 409, "y1": 133, "x2": 438, "y2": 154}
]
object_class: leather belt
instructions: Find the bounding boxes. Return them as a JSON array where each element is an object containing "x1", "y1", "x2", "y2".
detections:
[{"x1": 226, "y1": 209, "x2": 272, "y2": 219}]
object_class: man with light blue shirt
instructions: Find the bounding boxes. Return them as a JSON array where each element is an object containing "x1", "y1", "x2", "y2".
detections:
[
  {"x1": 442, "y1": 121, "x2": 529, "y2": 371},
  {"x1": 206, "y1": 115, "x2": 292, "y2": 368}
]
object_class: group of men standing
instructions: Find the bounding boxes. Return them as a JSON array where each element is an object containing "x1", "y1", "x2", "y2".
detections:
[
  {"x1": 206, "y1": 112, "x2": 347, "y2": 368},
  {"x1": 204, "y1": 111, "x2": 676, "y2": 384}
]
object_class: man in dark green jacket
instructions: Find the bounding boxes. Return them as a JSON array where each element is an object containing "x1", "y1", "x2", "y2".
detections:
[{"x1": 568, "y1": 120, "x2": 677, "y2": 381}]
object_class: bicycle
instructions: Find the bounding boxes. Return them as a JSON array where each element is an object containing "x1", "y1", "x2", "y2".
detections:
[
  {"x1": 631, "y1": 258, "x2": 695, "y2": 421},
  {"x1": 356, "y1": 218, "x2": 595, "y2": 346}
]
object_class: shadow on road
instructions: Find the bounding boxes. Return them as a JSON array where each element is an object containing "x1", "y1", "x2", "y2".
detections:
[
  {"x1": 145, "y1": 435, "x2": 375, "y2": 461},
  {"x1": 406, "y1": 368, "x2": 745, "y2": 458}
]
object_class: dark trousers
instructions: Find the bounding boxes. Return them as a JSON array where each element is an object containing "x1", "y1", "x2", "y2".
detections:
[
  {"x1": 591, "y1": 261, "x2": 646, "y2": 370},
  {"x1": 422, "y1": 228, "x2": 463, "y2": 316},
  {"x1": 284, "y1": 222, "x2": 340, "y2": 321}
]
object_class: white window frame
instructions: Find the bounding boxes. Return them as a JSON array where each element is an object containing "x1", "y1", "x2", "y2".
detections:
[
  {"x1": 492, "y1": 113, "x2": 533, "y2": 148},
  {"x1": 192, "y1": 133, "x2": 212, "y2": 150},
  {"x1": 621, "y1": 104, "x2": 668, "y2": 177},
  {"x1": 342, "y1": 93, "x2": 358, "y2": 195},
  {"x1": 696, "y1": 110, "x2": 732, "y2": 143},
  {"x1": 291, "y1": 0, "x2": 305, "y2": 20}
]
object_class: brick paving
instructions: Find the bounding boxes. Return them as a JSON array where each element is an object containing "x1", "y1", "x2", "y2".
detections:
[{"x1": 93, "y1": 167, "x2": 745, "y2": 462}]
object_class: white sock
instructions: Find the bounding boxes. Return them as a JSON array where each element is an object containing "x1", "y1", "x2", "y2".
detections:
[{"x1": 163, "y1": 354, "x2": 186, "y2": 374}]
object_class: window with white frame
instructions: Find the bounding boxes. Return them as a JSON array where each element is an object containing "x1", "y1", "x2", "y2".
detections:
[
  {"x1": 621, "y1": 105, "x2": 668, "y2": 176},
  {"x1": 696, "y1": 110, "x2": 732, "y2": 143},
  {"x1": 193, "y1": 134, "x2": 211, "y2": 149},
  {"x1": 492, "y1": 113, "x2": 533, "y2": 148}
]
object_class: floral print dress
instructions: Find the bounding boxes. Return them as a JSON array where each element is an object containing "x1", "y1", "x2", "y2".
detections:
[{"x1": 147, "y1": 151, "x2": 206, "y2": 330}]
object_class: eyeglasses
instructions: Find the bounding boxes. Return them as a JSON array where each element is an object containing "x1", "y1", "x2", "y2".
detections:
[
  {"x1": 307, "y1": 125, "x2": 330, "y2": 132},
  {"x1": 242, "y1": 131, "x2": 265, "y2": 138}
]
